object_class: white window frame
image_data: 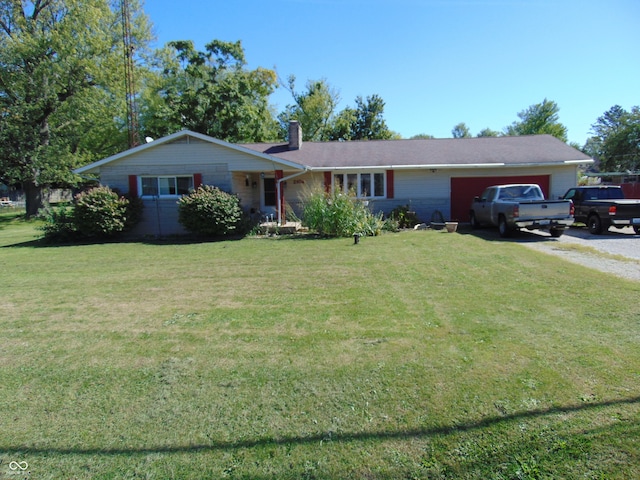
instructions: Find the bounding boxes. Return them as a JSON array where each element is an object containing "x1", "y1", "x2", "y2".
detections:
[
  {"x1": 139, "y1": 175, "x2": 194, "y2": 197},
  {"x1": 333, "y1": 172, "x2": 385, "y2": 198}
]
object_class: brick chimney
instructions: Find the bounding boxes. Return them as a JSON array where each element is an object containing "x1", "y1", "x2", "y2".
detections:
[{"x1": 288, "y1": 120, "x2": 302, "y2": 150}]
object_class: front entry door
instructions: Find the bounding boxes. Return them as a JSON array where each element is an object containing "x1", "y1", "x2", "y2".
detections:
[{"x1": 262, "y1": 177, "x2": 276, "y2": 212}]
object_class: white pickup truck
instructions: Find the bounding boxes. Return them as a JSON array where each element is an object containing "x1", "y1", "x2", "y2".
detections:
[{"x1": 469, "y1": 184, "x2": 574, "y2": 237}]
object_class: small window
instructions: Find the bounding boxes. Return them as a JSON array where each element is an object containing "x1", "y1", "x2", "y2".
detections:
[
  {"x1": 141, "y1": 177, "x2": 158, "y2": 196},
  {"x1": 373, "y1": 173, "x2": 384, "y2": 197},
  {"x1": 347, "y1": 174, "x2": 357, "y2": 192},
  {"x1": 360, "y1": 174, "x2": 371, "y2": 197},
  {"x1": 333, "y1": 172, "x2": 386, "y2": 198},
  {"x1": 140, "y1": 176, "x2": 194, "y2": 197}
]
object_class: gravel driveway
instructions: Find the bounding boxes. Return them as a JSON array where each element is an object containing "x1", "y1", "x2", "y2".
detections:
[{"x1": 516, "y1": 225, "x2": 640, "y2": 281}]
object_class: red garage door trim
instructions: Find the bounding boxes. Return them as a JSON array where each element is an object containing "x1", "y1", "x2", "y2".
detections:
[{"x1": 451, "y1": 175, "x2": 550, "y2": 222}]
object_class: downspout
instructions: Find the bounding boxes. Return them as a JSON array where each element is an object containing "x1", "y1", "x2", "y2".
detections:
[{"x1": 276, "y1": 169, "x2": 308, "y2": 225}]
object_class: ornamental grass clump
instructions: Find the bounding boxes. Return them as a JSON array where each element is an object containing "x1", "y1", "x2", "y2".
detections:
[
  {"x1": 178, "y1": 185, "x2": 245, "y2": 237},
  {"x1": 301, "y1": 183, "x2": 384, "y2": 237}
]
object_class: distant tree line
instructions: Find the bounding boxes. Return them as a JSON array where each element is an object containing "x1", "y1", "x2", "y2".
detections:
[
  {"x1": 426, "y1": 100, "x2": 639, "y2": 173},
  {"x1": 1, "y1": 1, "x2": 636, "y2": 216}
]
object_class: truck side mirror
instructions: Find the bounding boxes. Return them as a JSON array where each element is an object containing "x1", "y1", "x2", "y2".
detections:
[{"x1": 473, "y1": 196, "x2": 480, "y2": 202}]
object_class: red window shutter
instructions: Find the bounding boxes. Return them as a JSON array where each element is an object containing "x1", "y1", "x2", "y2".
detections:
[
  {"x1": 324, "y1": 171, "x2": 332, "y2": 193},
  {"x1": 194, "y1": 173, "x2": 203, "y2": 188},
  {"x1": 386, "y1": 170, "x2": 394, "y2": 199},
  {"x1": 128, "y1": 175, "x2": 138, "y2": 197}
]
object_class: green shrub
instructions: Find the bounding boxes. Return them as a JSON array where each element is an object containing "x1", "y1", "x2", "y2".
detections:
[
  {"x1": 301, "y1": 183, "x2": 385, "y2": 237},
  {"x1": 39, "y1": 205, "x2": 80, "y2": 243},
  {"x1": 123, "y1": 193, "x2": 144, "y2": 230},
  {"x1": 37, "y1": 187, "x2": 141, "y2": 243},
  {"x1": 382, "y1": 216, "x2": 400, "y2": 233},
  {"x1": 73, "y1": 186, "x2": 131, "y2": 238},
  {"x1": 178, "y1": 185, "x2": 245, "y2": 236},
  {"x1": 389, "y1": 204, "x2": 420, "y2": 228}
]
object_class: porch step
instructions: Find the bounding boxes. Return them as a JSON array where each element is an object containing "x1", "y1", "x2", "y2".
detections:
[{"x1": 260, "y1": 222, "x2": 304, "y2": 235}]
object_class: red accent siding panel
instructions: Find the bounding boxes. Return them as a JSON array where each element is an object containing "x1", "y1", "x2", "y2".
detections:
[
  {"x1": 451, "y1": 175, "x2": 550, "y2": 222},
  {"x1": 386, "y1": 170, "x2": 394, "y2": 199},
  {"x1": 324, "y1": 171, "x2": 332, "y2": 193},
  {"x1": 128, "y1": 175, "x2": 138, "y2": 197},
  {"x1": 194, "y1": 173, "x2": 203, "y2": 188}
]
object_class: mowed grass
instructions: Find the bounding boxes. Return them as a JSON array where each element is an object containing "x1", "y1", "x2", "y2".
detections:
[{"x1": 1, "y1": 211, "x2": 639, "y2": 479}]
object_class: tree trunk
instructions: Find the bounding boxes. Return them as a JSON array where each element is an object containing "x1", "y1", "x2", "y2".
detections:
[{"x1": 24, "y1": 180, "x2": 43, "y2": 218}]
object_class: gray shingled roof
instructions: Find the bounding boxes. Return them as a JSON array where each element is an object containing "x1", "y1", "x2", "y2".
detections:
[{"x1": 242, "y1": 134, "x2": 592, "y2": 169}]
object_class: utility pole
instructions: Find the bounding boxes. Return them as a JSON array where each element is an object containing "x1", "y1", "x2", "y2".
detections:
[{"x1": 121, "y1": 0, "x2": 140, "y2": 148}]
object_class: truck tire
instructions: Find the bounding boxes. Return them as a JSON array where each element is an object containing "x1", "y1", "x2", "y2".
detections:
[
  {"x1": 469, "y1": 211, "x2": 480, "y2": 229},
  {"x1": 498, "y1": 215, "x2": 511, "y2": 238},
  {"x1": 550, "y1": 227, "x2": 564, "y2": 238},
  {"x1": 587, "y1": 214, "x2": 603, "y2": 234}
]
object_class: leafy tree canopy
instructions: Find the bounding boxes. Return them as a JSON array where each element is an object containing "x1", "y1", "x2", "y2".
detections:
[
  {"x1": 278, "y1": 77, "x2": 395, "y2": 142},
  {"x1": 584, "y1": 105, "x2": 640, "y2": 172},
  {"x1": 504, "y1": 98, "x2": 568, "y2": 142},
  {"x1": 140, "y1": 39, "x2": 279, "y2": 143},
  {"x1": 477, "y1": 128, "x2": 500, "y2": 138},
  {"x1": 329, "y1": 94, "x2": 397, "y2": 141},
  {"x1": 278, "y1": 76, "x2": 340, "y2": 141},
  {"x1": 410, "y1": 133, "x2": 435, "y2": 139},
  {"x1": 0, "y1": 0, "x2": 151, "y2": 216},
  {"x1": 452, "y1": 122, "x2": 472, "y2": 139}
]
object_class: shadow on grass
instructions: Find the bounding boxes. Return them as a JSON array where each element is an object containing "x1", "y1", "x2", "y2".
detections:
[
  {"x1": 0, "y1": 210, "x2": 27, "y2": 228},
  {"x1": 457, "y1": 224, "x2": 564, "y2": 244},
  {"x1": 1, "y1": 233, "x2": 250, "y2": 249},
  {"x1": 2, "y1": 229, "x2": 329, "y2": 248},
  {"x1": 1, "y1": 395, "x2": 638, "y2": 456}
]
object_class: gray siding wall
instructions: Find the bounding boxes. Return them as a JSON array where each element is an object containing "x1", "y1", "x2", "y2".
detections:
[
  {"x1": 133, "y1": 198, "x2": 187, "y2": 236},
  {"x1": 281, "y1": 166, "x2": 579, "y2": 225},
  {"x1": 99, "y1": 140, "x2": 286, "y2": 235}
]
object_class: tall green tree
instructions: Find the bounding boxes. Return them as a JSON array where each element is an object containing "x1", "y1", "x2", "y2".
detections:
[
  {"x1": 329, "y1": 94, "x2": 396, "y2": 141},
  {"x1": 585, "y1": 105, "x2": 640, "y2": 172},
  {"x1": 0, "y1": 0, "x2": 150, "y2": 216},
  {"x1": 452, "y1": 122, "x2": 471, "y2": 139},
  {"x1": 140, "y1": 39, "x2": 279, "y2": 143},
  {"x1": 278, "y1": 76, "x2": 340, "y2": 141},
  {"x1": 505, "y1": 98, "x2": 568, "y2": 142}
]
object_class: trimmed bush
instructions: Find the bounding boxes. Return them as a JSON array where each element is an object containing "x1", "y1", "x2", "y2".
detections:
[
  {"x1": 301, "y1": 183, "x2": 384, "y2": 237},
  {"x1": 73, "y1": 186, "x2": 132, "y2": 238},
  {"x1": 178, "y1": 185, "x2": 245, "y2": 237},
  {"x1": 38, "y1": 186, "x2": 140, "y2": 242}
]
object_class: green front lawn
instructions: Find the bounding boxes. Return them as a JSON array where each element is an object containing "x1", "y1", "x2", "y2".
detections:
[{"x1": 1, "y1": 211, "x2": 638, "y2": 479}]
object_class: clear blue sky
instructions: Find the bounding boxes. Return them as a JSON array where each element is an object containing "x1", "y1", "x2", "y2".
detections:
[{"x1": 143, "y1": 0, "x2": 639, "y2": 145}]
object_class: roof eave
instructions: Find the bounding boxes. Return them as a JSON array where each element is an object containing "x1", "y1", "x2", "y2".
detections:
[
  {"x1": 74, "y1": 130, "x2": 307, "y2": 174},
  {"x1": 307, "y1": 160, "x2": 593, "y2": 171}
]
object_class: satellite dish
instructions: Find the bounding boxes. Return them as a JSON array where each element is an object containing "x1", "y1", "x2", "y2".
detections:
[{"x1": 145, "y1": 137, "x2": 154, "y2": 143}]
